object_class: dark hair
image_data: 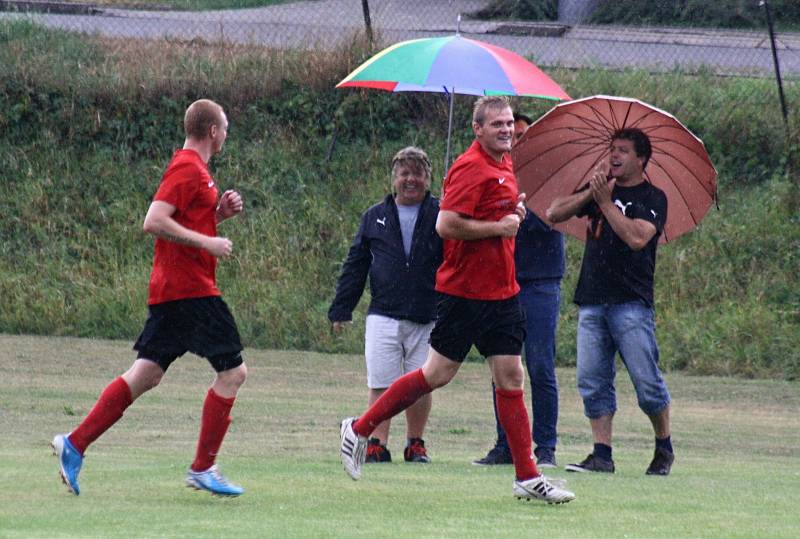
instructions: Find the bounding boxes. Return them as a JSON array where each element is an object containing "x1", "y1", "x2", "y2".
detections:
[
  {"x1": 514, "y1": 113, "x2": 533, "y2": 125},
  {"x1": 612, "y1": 128, "x2": 652, "y2": 169}
]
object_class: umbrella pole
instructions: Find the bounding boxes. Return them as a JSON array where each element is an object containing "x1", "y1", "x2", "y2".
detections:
[{"x1": 445, "y1": 87, "x2": 455, "y2": 177}]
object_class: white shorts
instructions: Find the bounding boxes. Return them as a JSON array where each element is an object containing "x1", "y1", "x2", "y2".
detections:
[{"x1": 364, "y1": 314, "x2": 434, "y2": 389}]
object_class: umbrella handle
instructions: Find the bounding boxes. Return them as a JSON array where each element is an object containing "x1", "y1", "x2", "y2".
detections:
[{"x1": 444, "y1": 87, "x2": 455, "y2": 178}]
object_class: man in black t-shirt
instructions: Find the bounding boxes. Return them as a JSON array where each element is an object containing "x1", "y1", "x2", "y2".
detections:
[{"x1": 546, "y1": 128, "x2": 675, "y2": 476}]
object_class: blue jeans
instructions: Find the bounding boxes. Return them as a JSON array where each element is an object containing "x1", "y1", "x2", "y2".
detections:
[
  {"x1": 576, "y1": 302, "x2": 670, "y2": 418},
  {"x1": 494, "y1": 279, "x2": 560, "y2": 452}
]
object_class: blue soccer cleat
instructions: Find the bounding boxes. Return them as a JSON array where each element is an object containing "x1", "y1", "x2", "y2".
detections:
[
  {"x1": 52, "y1": 434, "x2": 83, "y2": 496},
  {"x1": 186, "y1": 465, "x2": 244, "y2": 497}
]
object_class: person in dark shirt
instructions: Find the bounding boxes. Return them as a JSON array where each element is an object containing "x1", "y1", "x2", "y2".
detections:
[
  {"x1": 329, "y1": 147, "x2": 442, "y2": 464},
  {"x1": 547, "y1": 127, "x2": 675, "y2": 476}
]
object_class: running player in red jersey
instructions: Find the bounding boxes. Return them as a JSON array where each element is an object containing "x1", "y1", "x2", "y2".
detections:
[
  {"x1": 53, "y1": 99, "x2": 248, "y2": 497},
  {"x1": 339, "y1": 96, "x2": 575, "y2": 505}
]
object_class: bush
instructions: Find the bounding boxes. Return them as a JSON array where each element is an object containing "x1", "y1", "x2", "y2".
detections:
[
  {"x1": 589, "y1": 0, "x2": 800, "y2": 30},
  {"x1": 1, "y1": 20, "x2": 797, "y2": 378}
]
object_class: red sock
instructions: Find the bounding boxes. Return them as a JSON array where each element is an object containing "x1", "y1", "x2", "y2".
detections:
[
  {"x1": 191, "y1": 389, "x2": 236, "y2": 472},
  {"x1": 353, "y1": 369, "x2": 432, "y2": 438},
  {"x1": 496, "y1": 387, "x2": 539, "y2": 480},
  {"x1": 68, "y1": 377, "x2": 133, "y2": 455}
]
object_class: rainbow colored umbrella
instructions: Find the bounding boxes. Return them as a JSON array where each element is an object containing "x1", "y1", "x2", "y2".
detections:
[{"x1": 337, "y1": 34, "x2": 570, "y2": 172}]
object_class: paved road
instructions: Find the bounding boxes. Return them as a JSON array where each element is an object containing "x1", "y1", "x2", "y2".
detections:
[{"x1": 2, "y1": 0, "x2": 799, "y2": 77}]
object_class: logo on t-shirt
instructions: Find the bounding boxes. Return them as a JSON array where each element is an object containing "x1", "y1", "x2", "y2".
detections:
[
  {"x1": 208, "y1": 181, "x2": 215, "y2": 188},
  {"x1": 651, "y1": 209, "x2": 658, "y2": 219},
  {"x1": 614, "y1": 199, "x2": 632, "y2": 216},
  {"x1": 376, "y1": 217, "x2": 386, "y2": 226},
  {"x1": 498, "y1": 177, "x2": 506, "y2": 184}
]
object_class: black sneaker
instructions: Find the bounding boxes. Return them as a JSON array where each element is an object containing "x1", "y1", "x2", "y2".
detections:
[
  {"x1": 535, "y1": 447, "x2": 557, "y2": 469},
  {"x1": 645, "y1": 447, "x2": 674, "y2": 476},
  {"x1": 565, "y1": 453, "x2": 615, "y2": 473},
  {"x1": 404, "y1": 438, "x2": 431, "y2": 463},
  {"x1": 365, "y1": 438, "x2": 391, "y2": 463},
  {"x1": 472, "y1": 445, "x2": 513, "y2": 466}
]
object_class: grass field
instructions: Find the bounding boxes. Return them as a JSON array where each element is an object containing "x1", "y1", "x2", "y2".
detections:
[{"x1": 1, "y1": 334, "x2": 798, "y2": 538}]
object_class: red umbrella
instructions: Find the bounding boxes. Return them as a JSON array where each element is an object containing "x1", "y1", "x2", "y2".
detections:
[{"x1": 512, "y1": 95, "x2": 717, "y2": 243}]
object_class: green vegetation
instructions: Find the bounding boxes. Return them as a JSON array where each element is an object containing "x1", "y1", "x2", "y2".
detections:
[
  {"x1": 472, "y1": 0, "x2": 800, "y2": 30},
  {"x1": 1, "y1": 335, "x2": 798, "y2": 537},
  {"x1": 589, "y1": 0, "x2": 800, "y2": 30},
  {"x1": 470, "y1": 0, "x2": 558, "y2": 22},
  {"x1": 0, "y1": 20, "x2": 798, "y2": 379}
]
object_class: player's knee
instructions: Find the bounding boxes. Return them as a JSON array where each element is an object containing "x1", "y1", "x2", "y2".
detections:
[
  {"x1": 426, "y1": 372, "x2": 452, "y2": 389},
  {"x1": 222, "y1": 363, "x2": 247, "y2": 389},
  {"x1": 496, "y1": 373, "x2": 525, "y2": 390},
  {"x1": 140, "y1": 370, "x2": 163, "y2": 392}
]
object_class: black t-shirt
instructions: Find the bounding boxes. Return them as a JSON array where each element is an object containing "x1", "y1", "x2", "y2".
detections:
[{"x1": 573, "y1": 181, "x2": 668, "y2": 307}]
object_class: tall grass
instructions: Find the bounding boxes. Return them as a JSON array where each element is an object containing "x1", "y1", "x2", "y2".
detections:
[{"x1": 1, "y1": 20, "x2": 797, "y2": 378}]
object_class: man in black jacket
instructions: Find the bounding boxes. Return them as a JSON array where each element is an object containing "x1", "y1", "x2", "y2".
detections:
[{"x1": 329, "y1": 146, "x2": 443, "y2": 465}]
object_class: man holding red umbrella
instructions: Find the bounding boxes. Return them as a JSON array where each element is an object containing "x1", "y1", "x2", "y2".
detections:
[{"x1": 546, "y1": 128, "x2": 674, "y2": 476}]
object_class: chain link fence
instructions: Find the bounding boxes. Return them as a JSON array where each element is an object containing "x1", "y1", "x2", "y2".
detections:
[
  {"x1": 1, "y1": 0, "x2": 797, "y2": 126},
  {"x1": 1, "y1": 1, "x2": 797, "y2": 72}
]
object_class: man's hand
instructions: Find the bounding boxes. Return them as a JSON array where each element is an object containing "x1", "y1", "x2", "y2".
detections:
[
  {"x1": 495, "y1": 192, "x2": 526, "y2": 237},
  {"x1": 589, "y1": 168, "x2": 615, "y2": 208},
  {"x1": 205, "y1": 236, "x2": 233, "y2": 258},
  {"x1": 496, "y1": 214, "x2": 521, "y2": 237},
  {"x1": 217, "y1": 190, "x2": 244, "y2": 221},
  {"x1": 331, "y1": 321, "x2": 351, "y2": 334},
  {"x1": 514, "y1": 192, "x2": 527, "y2": 221}
]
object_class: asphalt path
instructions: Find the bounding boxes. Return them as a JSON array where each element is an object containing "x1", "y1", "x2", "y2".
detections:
[{"x1": 2, "y1": 0, "x2": 799, "y2": 77}]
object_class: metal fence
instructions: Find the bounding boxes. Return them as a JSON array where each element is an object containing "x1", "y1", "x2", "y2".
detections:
[
  {"x1": 2, "y1": 1, "x2": 798, "y2": 74},
  {"x1": 2, "y1": 0, "x2": 798, "y2": 120}
]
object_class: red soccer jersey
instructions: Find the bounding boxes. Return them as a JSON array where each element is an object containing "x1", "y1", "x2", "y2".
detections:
[
  {"x1": 147, "y1": 149, "x2": 221, "y2": 305},
  {"x1": 436, "y1": 140, "x2": 520, "y2": 300}
]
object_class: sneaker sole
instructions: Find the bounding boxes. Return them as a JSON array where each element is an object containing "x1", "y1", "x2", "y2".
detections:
[
  {"x1": 51, "y1": 438, "x2": 78, "y2": 496},
  {"x1": 515, "y1": 495, "x2": 574, "y2": 505},
  {"x1": 471, "y1": 459, "x2": 513, "y2": 466},
  {"x1": 564, "y1": 464, "x2": 613, "y2": 473},
  {"x1": 185, "y1": 477, "x2": 243, "y2": 497},
  {"x1": 339, "y1": 419, "x2": 362, "y2": 481},
  {"x1": 187, "y1": 487, "x2": 242, "y2": 497},
  {"x1": 186, "y1": 483, "x2": 243, "y2": 497}
]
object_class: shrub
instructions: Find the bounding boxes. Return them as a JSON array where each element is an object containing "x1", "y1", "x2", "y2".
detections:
[{"x1": 1, "y1": 20, "x2": 797, "y2": 378}]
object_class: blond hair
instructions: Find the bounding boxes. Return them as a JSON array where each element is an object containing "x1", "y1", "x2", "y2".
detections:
[
  {"x1": 184, "y1": 99, "x2": 224, "y2": 139},
  {"x1": 391, "y1": 146, "x2": 432, "y2": 183},
  {"x1": 472, "y1": 96, "x2": 511, "y2": 126}
]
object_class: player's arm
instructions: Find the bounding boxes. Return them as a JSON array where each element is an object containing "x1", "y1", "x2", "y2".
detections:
[
  {"x1": 436, "y1": 194, "x2": 526, "y2": 240},
  {"x1": 600, "y1": 207, "x2": 657, "y2": 251},
  {"x1": 590, "y1": 175, "x2": 656, "y2": 251},
  {"x1": 216, "y1": 190, "x2": 243, "y2": 224},
  {"x1": 547, "y1": 160, "x2": 608, "y2": 223},
  {"x1": 143, "y1": 200, "x2": 233, "y2": 257},
  {"x1": 546, "y1": 188, "x2": 593, "y2": 223}
]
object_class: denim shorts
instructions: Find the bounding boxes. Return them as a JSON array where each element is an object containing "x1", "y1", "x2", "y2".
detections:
[{"x1": 576, "y1": 302, "x2": 670, "y2": 418}]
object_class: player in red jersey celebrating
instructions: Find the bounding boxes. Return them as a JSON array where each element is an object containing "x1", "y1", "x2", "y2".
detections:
[{"x1": 339, "y1": 96, "x2": 575, "y2": 505}]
